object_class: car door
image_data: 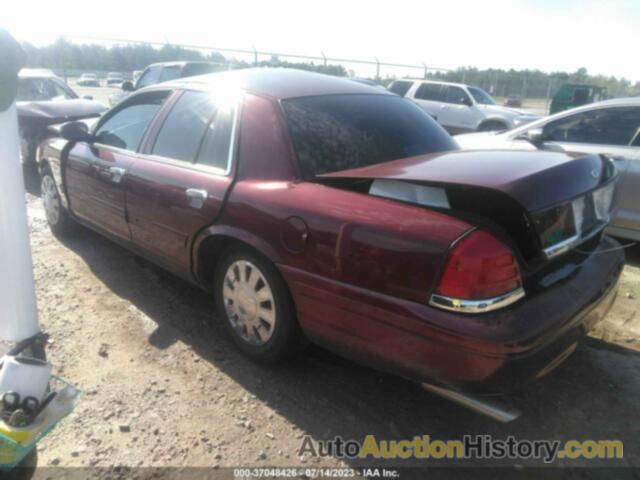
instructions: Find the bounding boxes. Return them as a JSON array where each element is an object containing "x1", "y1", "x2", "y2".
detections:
[
  {"x1": 411, "y1": 83, "x2": 444, "y2": 122},
  {"x1": 537, "y1": 106, "x2": 640, "y2": 236},
  {"x1": 125, "y1": 89, "x2": 237, "y2": 274},
  {"x1": 437, "y1": 86, "x2": 476, "y2": 133},
  {"x1": 64, "y1": 90, "x2": 170, "y2": 240}
]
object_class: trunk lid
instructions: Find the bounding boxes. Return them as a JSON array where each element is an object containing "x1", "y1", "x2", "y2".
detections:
[
  {"x1": 320, "y1": 150, "x2": 617, "y2": 263},
  {"x1": 320, "y1": 150, "x2": 608, "y2": 212}
]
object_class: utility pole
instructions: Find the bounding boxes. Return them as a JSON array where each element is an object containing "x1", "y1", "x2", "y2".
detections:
[{"x1": 0, "y1": 30, "x2": 41, "y2": 342}]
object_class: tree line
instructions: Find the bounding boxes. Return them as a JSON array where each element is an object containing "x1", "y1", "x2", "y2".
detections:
[{"x1": 22, "y1": 38, "x2": 639, "y2": 98}]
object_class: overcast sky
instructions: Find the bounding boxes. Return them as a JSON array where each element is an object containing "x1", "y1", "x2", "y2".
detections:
[{"x1": 4, "y1": 0, "x2": 639, "y2": 81}]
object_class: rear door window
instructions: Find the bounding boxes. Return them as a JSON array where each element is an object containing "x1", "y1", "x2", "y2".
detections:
[
  {"x1": 196, "y1": 105, "x2": 235, "y2": 171},
  {"x1": 151, "y1": 90, "x2": 235, "y2": 169},
  {"x1": 414, "y1": 83, "x2": 444, "y2": 101},
  {"x1": 388, "y1": 81, "x2": 413, "y2": 97},
  {"x1": 152, "y1": 91, "x2": 215, "y2": 162},
  {"x1": 443, "y1": 86, "x2": 470, "y2": 105}
]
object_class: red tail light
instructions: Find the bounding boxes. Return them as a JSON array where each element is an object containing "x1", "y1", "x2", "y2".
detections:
[{"x1": 435, "y1": 230, "x2": 523, "y2": 303}]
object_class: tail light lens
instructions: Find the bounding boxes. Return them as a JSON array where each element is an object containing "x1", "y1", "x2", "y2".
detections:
[{"x1": 430, "y1": 230, "x2": 524, "y2": 313}]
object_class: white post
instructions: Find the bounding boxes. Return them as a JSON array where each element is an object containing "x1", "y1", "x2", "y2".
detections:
[{"x1": 0, "y1": 30, "x2": 41, "y2": 342}]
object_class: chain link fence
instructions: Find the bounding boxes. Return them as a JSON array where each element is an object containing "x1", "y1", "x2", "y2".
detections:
[{"x1": 40, "y1": 36, "x2": 639, "y2": 117}]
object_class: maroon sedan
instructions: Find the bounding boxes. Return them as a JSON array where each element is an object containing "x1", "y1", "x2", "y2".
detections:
[{"x1": 37, "y1": 69, "x2": 622, "y2": 395}]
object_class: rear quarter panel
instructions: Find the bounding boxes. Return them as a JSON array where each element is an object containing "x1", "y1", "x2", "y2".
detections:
[{"x1": 217, "y1": 180, "x2": 473, "y2": 303}]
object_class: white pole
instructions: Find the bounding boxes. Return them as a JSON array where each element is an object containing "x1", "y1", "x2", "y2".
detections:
[{"x1": 0, "y1": 30, "x2": 41, "y2": 342}]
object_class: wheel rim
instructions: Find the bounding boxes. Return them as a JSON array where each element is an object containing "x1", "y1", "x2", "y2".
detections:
[
  {"x1": 41, "y1": 175, "x2": 60, "y2": 225},
  {"x1": 222, "y1": 260, "x2": 276, "y2": 346}
]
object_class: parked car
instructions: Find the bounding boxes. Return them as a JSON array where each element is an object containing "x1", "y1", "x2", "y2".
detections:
[
  {"x1": 77, "y1": 73, "x2": 100, "y2": 87},
  {"x1": 504, "y1": 94, "x2": 522, "y2": 108},
  {"x1": 456, "y1": 97, "x2": 640, "y2": 242},
  {"x1": 37, "y1": 69, "x2": 622, "y2": 396},
  {"x1": 387, "y1": 79, "x2": 540, "y2": 133},
  {"x1": 550, "y1": 83, "x2": 607, "y2": 114},
  {"x1": 106, "y1": 72, "x2": 124, "y2": 87},
  {"x1": 109, "y1": 61, "x2": 219, "y2": 106},
  {"x1": 16, "y1": 69, "x2": 106, "y2": 165}
]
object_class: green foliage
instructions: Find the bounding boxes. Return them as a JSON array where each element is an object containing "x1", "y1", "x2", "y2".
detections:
[
  {"x1": 21, "y1": 38, "x2": 347, "y2": 77},
  {"x1": 20, "y1": 39, "x2": 637, "y2": 98},
  {"x1": 21, "y1": 38, "x2": 227, "y2": 72},
  {"x1": 426, "y1": 66, "x2": 640, "y2": 99}
]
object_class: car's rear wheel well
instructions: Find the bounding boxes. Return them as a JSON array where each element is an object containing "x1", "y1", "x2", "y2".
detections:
[
  {"x1": 38, "y1": 158, "x2": 52, "y2": 175},
  {"x1": 196, "y1": 235, "x2": 267, "y2": 290}
]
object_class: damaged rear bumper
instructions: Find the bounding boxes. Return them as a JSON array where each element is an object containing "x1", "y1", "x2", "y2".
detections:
[{"x1": 280, "y1": 236, "x2": 624, "y2": 394}]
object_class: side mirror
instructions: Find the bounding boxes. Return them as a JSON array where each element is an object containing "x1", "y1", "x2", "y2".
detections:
[
  {"x1": 121, "y1": 81, "x2": 134, "y2": 92},
  {"x1": 60, "y1": 121, "x2": 94, "y2": 143},
  {"x1": 462, "y1": 97, "x2": 473, "y2": 107},
  {"x1": 82, "y1": 95, "x2": 93, "y2": 100},
  {"x1": 518, "y1": 127, "x2": 544, "y2": 148}
]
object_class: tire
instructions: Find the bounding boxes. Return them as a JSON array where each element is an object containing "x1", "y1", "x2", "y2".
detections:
[
  {"x1": 214, "y1": 247, "x2": 306, "y2": 363},
  {"x1": 40, "y1": 169, "x2": 73, "y2": 237},
  {"x1": 478, "y1": 121, "x2": 508, "y2": 132}
]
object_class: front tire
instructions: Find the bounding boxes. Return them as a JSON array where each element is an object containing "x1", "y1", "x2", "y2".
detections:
[
  {"x1": 214, "y1": 247, "x2": 305, "y2": 363},
  {"x1": 40, "y1": 170, "x2": 73, "y2": 237}
]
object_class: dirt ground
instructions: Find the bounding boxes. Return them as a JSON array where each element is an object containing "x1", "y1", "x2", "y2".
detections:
[{"x1": 13, "y1": 167, "x2": 640, "y2": 476}]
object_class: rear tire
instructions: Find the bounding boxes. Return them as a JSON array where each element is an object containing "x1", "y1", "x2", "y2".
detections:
[
  {"x1": 40, "y1": 169, "x2": 73, "y2": 237},
  {"x1": 214, "y1": 247, "x2": 306, "y2": 363}
]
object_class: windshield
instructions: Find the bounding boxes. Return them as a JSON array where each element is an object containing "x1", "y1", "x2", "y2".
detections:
[
  {"x1": 17, "y1": 77, "x2": 77, "y2": 102},
  {"x1": 282, "y1": 94, "x2": 457, "y2": 177},
  {"x1": 467, "y1": 86, "x2": 496, "y2": 105}
]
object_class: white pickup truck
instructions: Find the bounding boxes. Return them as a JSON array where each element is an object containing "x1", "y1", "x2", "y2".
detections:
[{"x1": 388, "y1": 79, "x2": 539, "y2": 134}]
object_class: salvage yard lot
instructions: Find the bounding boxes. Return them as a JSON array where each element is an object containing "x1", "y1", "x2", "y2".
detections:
[{"x1": 23, "y1": 167, "x2": 640, "y2": 472}]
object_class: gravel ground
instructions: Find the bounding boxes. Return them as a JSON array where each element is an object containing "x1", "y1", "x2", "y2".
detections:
[{"x1": 13, "y1": 167, "x2": 640, "y2": 477}]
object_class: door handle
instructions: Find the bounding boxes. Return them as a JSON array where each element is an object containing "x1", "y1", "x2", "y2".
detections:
[
  {"x1": 186, "y1": 188, "x2": 208, "y2": 208},
  {"x1": 109, "y1": 166, "x2": 127, "y2": 184},
  {"x1": 441, "y1": 105, "x2": 450, "y2": 110}
]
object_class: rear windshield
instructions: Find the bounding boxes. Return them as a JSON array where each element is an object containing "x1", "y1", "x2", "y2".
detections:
[{"x1": 282, "y1": 94, "x2": 457, "y2": 177}]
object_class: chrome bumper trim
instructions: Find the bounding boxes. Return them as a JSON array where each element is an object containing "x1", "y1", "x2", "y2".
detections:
[
  {"x1": 543, "y1": 223, "x2": 607, "y2": 259},
  {"x1": 429, "y1": 287, "x2": 525, "y2": 314}
]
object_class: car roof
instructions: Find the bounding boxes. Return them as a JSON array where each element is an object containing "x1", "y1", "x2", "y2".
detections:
[
  {"x1": 505, "y1": 96, "x2": 640, "y2": 136},
  {"x1": 393, "y1": 78, "x2": 470, "y2": 89},
  {"x1": 146, "y1": 61, "x2": 216, "y2": 69},
  {"x1": 585, "y1": 96, "x2": 640, "y2": 107},
  {"x1": 160, "y1": 68, "x2": 395, "y2": 100}
]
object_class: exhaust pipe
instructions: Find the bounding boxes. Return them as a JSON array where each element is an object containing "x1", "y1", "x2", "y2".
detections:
[{"x1": 422, "y1": 383, "x2": 521, "y2": 423}]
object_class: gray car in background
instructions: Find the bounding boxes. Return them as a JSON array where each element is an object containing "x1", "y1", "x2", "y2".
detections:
[{"x1": 456, "y1": 98, "x2": 640, "y2": 241}]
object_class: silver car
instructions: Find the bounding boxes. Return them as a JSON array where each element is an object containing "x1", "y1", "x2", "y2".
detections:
[{"x1": 456, "y1": 98, "x2": 640, "y2": 242}]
